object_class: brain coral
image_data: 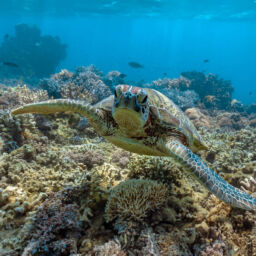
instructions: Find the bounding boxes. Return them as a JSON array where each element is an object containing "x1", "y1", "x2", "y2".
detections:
[{"x1": 105, "y1": 179, "x2": 168, "y2": 222}]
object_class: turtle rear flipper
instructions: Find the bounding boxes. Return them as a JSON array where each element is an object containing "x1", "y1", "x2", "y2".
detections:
[
  {"x1": 11, "y1": 99, "x2": 108, "y2": 136},
  {"x1": 166, "y1": 140, "x2": 256, "y2": 211}
]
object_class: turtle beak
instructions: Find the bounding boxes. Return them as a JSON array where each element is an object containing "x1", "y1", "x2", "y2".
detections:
[
  {"x1": 115, "y1": 92, "x2": 141, "y2": 112},
  {"x1": 112, "y1": 91, "x2": 146, "y2": 130}
]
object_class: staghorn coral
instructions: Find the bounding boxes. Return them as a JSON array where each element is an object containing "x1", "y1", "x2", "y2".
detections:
[{"x1": 105, "y1": 179, "x2": 168, "y2": 223}]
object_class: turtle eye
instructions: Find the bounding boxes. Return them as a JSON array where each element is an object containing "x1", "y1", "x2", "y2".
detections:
[
  {"x1": 141, "y1": 95, "x2": 148, "y2": 104},
  {"x1": 137, "y1": 90, "x2": 148, "y2": 104},
  {"x1": 114, "y1": 86, "x2": 122, "y2": 98}
]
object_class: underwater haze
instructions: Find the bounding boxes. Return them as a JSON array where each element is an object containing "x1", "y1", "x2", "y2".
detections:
[{"x1": 0, "y1": 0, "x2": 256, "y2": 104}]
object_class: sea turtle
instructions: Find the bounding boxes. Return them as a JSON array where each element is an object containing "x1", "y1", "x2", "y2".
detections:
[{"x1": 11, "y1": 84, "x2": 256, "y2": 211}]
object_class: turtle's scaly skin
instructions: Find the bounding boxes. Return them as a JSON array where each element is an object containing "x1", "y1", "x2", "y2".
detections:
[
  {"x1": 11, "y1": 85, "x2": 256, "y2": 211},
  {"x1": 168, "y1": 141, "x2": 256, "y2": 211}
]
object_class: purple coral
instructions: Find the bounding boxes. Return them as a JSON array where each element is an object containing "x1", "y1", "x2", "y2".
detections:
[
  {"x1": 25, "y1": 187, "x2": 83, "y2": 256},
  {"x1": 193, "y1": 240, "x2": 229, "y2": 256}
]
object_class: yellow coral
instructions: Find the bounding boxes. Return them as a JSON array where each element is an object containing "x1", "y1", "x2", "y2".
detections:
[{"x1": 105, "y1": 179, "x2": 168, "y2": 222}]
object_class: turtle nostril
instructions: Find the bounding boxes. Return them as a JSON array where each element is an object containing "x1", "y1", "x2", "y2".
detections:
[{"x1": 134, "y1": 104, "x2": 141, "y2": 112}]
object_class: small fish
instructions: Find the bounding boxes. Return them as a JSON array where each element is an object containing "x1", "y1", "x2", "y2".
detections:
[
  {"x1": 128, "y1": 62, "x2": 144, "y2": 69},
  {"x1": 163, "y1": 72, "x2": 167, "y2": 76},
  {"x1": 119, "y1": 73, "x2": 127, "y2": 79},
  {"x1": 0, "y1": 61, "x2": 19, "y2": 68},
  {"x1": 249, "y1": 91, "x2": 253, "y2": 96},
  {"x1": 203, "y1": 59, "x2": 209, "y2": 63},
  {"x1": 4, "y1": 34, "x2": 9, "y2": 40},
  {"x1": 205, "y1": 95, "x2": 216, "y2": 103}
]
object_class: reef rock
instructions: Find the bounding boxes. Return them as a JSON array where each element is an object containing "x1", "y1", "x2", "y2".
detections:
[{"x1": 185, "y1": 108, "x2": 214, "y2": 129}]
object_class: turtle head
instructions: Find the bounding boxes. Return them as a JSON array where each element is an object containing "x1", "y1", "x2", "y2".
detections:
[{"x1": 112, "y1": 85, "x2": 150, "y2": 130}]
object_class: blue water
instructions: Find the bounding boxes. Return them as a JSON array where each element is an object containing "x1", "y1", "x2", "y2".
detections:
[{"x1": 0, "y1": 1, "x2": 256, "y2": 104}]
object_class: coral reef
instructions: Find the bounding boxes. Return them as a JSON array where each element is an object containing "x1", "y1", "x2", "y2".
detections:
[
  {"x1": 161, "y1": 88, "x2": 199, "y2": 110},
  {"x1": 0, "y1": 24, "x2": 67, "y2": 80},
  {"x1": 40, "y1": 65, "x2": 112, "y2": 103},
  {"x1": 241, "y1": 169, "x2": 256, "y2": 197},
  {"x1": 103, "y1": 70, "x2": 126, "y2": 92},
  {"x1": 1, "y1": 77, "x2": 256, "y2": 256},
  {"x1": 111, "y1": 149, "x2": 131, "y2": 168},
  {"x1": 149, "y1": 72, "x2": 234, "y2": 110},
  {"x1": 93, "y1": 240, "x2": 127, "y2": 256},
  {"x1": 0, "y1": 84, "x2": 48, "y2": 153},
  {"x1": 105, "y1": 179, "x2": 168, "y2": 223},
  {"x1": 181, "y1": 72, "x2": 234, "y2": 110},
  {"x1": 185, "y1": 108, "x2": 214, "y2": 129}
]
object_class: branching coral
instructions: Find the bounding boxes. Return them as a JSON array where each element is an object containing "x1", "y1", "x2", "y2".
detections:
[
  {"x1": 105, "y1": 179, "x2": 168, "y2": 222},
  {"x1": 0, "y1": 85, "x2": 48, "y2": 109},
  {"x1": 161, "y1": 88, "x2": 199, "y2": 110},
  {"x1": 40, "y1": 65, "x2": 111, "y2": 103},
  {"x1": 181, "y1": 72, "x2": 234, "y2": 110},
  {"x1": 65, "y1": 150, "x2": 105, "y2": 169},
  {"x1": 148, "y1": 72, "x2": 234, "y2": 110},
  {"x1": 127, "y1": 155, "x2": 182, "y2": 188}
]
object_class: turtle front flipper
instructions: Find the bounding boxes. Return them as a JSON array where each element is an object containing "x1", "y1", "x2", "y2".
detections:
[
  {"x1": 166, "y1": 140, "x2": 256, "y2": 211},
  {"x1": 11, "y1": 99, "x2": 109, "y2": 136}
]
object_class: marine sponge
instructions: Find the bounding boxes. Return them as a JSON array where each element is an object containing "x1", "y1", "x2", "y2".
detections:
[{"x1": 105, "y1": 179, "x2": 168, "y2": 222}]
